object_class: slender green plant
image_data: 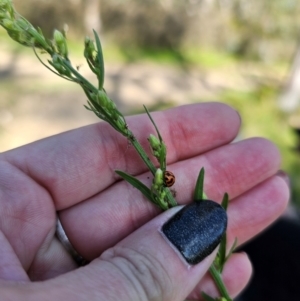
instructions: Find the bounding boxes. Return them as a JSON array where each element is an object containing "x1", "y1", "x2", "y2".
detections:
[{"x1": 0, "y1": 1, "x2": 237, "y2": 299}]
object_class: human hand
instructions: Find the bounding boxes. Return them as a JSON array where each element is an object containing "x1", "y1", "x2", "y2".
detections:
[{"x1": 0, "y1": 102, "x2": 289, "y2": 300}]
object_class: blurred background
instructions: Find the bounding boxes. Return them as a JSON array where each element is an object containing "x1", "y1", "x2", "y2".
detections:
[
  {"x1": 1, "y1": 0, "x2": 300, "y2": 204},
  {"x1": 1, "y1": 0, "x2": 300, "y2": 299}
]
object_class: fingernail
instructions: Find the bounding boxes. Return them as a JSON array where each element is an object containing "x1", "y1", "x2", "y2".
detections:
[
  {"x1": 235, "y1": 109, "x2": 242, "y2": 125},
  {"x1": 276, "y1": 170, "x2": 290, "y2": 187},
  {"x1": 162, "y1": 200, "x2": 227, "y2": 265}
]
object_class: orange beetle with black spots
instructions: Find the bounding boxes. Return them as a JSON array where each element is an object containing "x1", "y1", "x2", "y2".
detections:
[{"x1": 164, "y1": 171, "x2": 175, "y2": 187}]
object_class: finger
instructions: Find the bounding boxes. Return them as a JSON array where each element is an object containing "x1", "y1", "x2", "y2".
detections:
[
  {"x1": 0, "y1": 103, "x2": 239, "y2": 276},
  {"x1": 59, "y1": 137, "x2": 283, "y2": 259},
  {"x1": 2, "y1": 103, "x2": 240, "y2": 210},
  {"x1": 226, "y1": 173, "x2": 289, "y2": 248},
  {"x1": 27, "y1": 237, "x2": 78, "y2": 281},
  {"x1": 0, "y1": 231, "x2": 29, "y2": 281},
  {"x1": 0, "y1": 160, "x2": 55, "y2": 271},
  {"x1": 187, "y1": 252, "x2": 252, "y2": 300},
  {"x1": 0, "y1": 163, "x2": 77, "y2": 280},
  {"x1": 33, "y1": 202, "x2": 227, "y2": 301}
]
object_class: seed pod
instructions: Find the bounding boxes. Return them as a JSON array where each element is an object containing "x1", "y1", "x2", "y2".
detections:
[{"x1": 148, "y1": 134, "x2": 160, "y2": 151}]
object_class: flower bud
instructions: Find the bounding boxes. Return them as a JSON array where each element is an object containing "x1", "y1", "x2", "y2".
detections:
[
  {"x1": 84, "y1": 36, "x2": 96, "y2": 60},
  {"x1": 0, "y1": 0, "x2": 14, "y2": 19},
  {"x1": 15, "y1": 17, "x2": 31, "y2": 30},
  {"x1": 116, "y1": 116, "x2": 127, "y2": 133},
  {"x1": 153, "y1": 168, "x2": 164, "y2": 188},
  {"x1": 148, "y1": 134, "x2": 160, "y2": 151},
  {"x1": 0, "y1": 0, "x2": 10, "y2": 9},
  {"x1": 51, "y1": 54, "x2": 70, "y2": 76},
  {"x1": 107, "y1": 99, "x2": 117, "y2": 112},
  {"x1": 97, "y1": 90, "x2": 110, "y2": 108},
  {"x1": 1, "y1": 18, "x2": 14, "y2": 30},
  {"x1": 53, "y1": 29, "x2": 68, "y2": 58},
  {"x1": 18, "y1": 31, "x2": 34, "y2": 46},
  {"x1": 0, "y1": 11, "x2": 7, "y2": 19}
]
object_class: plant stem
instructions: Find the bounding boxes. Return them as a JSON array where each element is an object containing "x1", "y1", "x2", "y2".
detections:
[
  {"x1": 209, "y1": 264, "x2": 232, "y2": 301},
  {"x1": 128, "y1": 133, "x2": 177, "y2": 207},
  {"x1": 128, "y1": 134, "x2": 156, "y2": 175},
  {"x1": 0, "y1": 2, "x2": 229, "y2": 298}
]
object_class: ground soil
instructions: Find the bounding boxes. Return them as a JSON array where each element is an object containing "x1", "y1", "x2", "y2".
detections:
[{"x1": 0, "y1": 45, "x2": 267, "y2": 152}]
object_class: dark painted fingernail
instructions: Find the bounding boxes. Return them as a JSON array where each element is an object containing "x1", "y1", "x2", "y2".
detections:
[{"x1": 162, "y1": 200, "x2": 227, "y2": 265}]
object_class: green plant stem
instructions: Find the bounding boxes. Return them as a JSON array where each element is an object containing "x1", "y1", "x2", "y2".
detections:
[
  {"x1": 128, "y1": 134, "x2": 156, "y2": 175},
  {"x1": 51, "y1": 55, "x2": 179, "y2": 208},
  {"x1": 128, "y1": 134, "x2": 177, "y2": 207},
  {"x1": 0, "y1": 1, "x2": 229, "y2": 298},
  {"x1": 165, "y1": 189, "x2": 177, "y2": 207},
  {"x1": 54, "y1": 56, "x2": 177, "y2": 208},
  {"x1": 209, "y1": 264, "x2": 232, "y2": 301}
]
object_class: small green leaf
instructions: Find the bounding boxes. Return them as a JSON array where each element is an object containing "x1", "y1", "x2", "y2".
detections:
[
  {"x1": 115, "y1": 170, "x2": 156, "y2": 205},
  {"x1": 209, "y1": 264, "x2": 232, "y2": 301},
  {"x1": 226, "y1": 237, "x2": 238, "y2": 262},
  {"x1": 143, "y1": 105, "x2": 163, "y2": 142},
  {"x1": 93, "y1": 29, "x2": 105, "y2": 89},
  {"x1": 221, "y1": 193, "x2": 229, "y2": 211},
  {"x1": 83, "y1": 104, "x2": 93, "y2": 111},
  {"x1": 218, "y1": 233, "x2": 227, "y2": 273},
  {"x1": 144, "y1": 105, "x2": 167, "y2": 170},
  {"x1": 194, "y1": 167, "x2": 205, "y2": 201},
  {"x1": 216, "y1": 193, "x2": 230, "y2": 272},
  {"x1": 37, "y1": 26, "x2": 44, "y2": 36},
  {"x1": 202, "y1": 292, "x2": 217, "y2": 301}
]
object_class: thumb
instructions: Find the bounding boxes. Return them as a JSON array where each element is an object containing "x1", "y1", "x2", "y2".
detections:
[{"x1": 31, "y1": 201, "x2": 227, "y2": 301}]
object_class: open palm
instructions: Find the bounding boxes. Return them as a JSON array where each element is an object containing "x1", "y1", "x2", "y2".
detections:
[{"x1": 0, "y1": 103, "x2": 289, "y2": 300}]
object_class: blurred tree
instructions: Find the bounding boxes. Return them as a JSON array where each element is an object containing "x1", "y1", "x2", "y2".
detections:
[
  {"x1": 82, "y1": 0, "x2": 101, "y2": 34},
  {"x1": 278, "y1": 41, "x2": 300, "y2": 113},
  {"x1": 100, "y1": 0, "x2": 191, "y2": 51},
  {"x1": 13, "y1": 0, "x2": 84, "y2": 37},
  {"x1": 227, "y1": 0, "x2": 300, "y2": 60},
  {"x1": 8, "y1": 0, "x2": 300, "y2": 63}
]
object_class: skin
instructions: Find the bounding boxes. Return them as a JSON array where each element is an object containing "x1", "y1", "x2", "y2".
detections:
[{"x1": 0, "y1": 102, "x2": 289, "y2": 300}]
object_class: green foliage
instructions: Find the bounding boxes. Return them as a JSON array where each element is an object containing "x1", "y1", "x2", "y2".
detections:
[
  {"x1": 219, "y1": 82, "x2": 300, "y2": 206},
  {"x1": 5, "y1": 0, "x2": 300, "y2": 63},
  {"x1": 194, "y1": 167, "x2": 206, "y2": 201},
  {"x1": 115, "y1": 170, "x2": 157, "y2": 205},
  {"x1": 0, "y1": 0, "x2": 178, "y2": 209},
  {"x1": 12, "y1": 0, "x2": 84, "y2": 38},
  {"x1": 184, "y1": 48, "x2": 236, "y2": 69}
]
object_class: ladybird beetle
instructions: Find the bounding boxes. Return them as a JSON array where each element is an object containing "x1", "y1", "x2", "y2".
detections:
[{"x1": 164, "y1": 171, "x2": 175, "y2": 187}]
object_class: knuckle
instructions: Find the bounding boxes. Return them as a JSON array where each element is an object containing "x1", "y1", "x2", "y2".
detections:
[{"x1": 101, "y1": 246, "x2": 173, "y2": 301}]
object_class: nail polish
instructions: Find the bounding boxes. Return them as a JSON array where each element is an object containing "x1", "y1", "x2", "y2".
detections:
[{"x1": 162, "y1": 200, "x2": 227, "y2": 265}]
